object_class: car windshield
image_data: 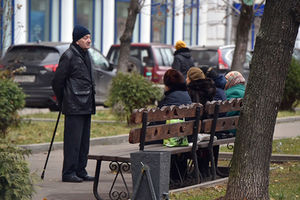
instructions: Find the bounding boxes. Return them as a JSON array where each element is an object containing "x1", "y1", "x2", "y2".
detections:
[{"x1": 4, "y1": 46, "x2": 59, "y2": 64}]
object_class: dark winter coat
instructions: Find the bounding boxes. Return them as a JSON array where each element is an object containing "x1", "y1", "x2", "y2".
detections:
[
  {"x1": 212, "y1": 74, "x2": 227, "y2": 101},
  {"x1": 187, "y1": 79, "x2": 216, "y2": 105},
  {"x1": 52, "y1": 43, "x2": 96, "y2": 115},
  {"x1": 158, "y1": 83, "x2": 192, "y2": 107},
  {"x1": 172, "y1": 48, "x2": 194, "y2": 78}
]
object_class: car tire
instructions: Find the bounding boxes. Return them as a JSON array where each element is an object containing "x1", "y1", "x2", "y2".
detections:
[
  {"x1": 127, "y1": 56, "x2": 143, "y2": 75},
  {"x1": 49, "y1": 104, "x2": 59, "y2": 112}
]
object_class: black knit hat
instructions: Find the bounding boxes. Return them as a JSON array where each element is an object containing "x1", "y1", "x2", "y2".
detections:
[
  {"x1": 72, "y1": 25, "x2": 90, "y2": 42},
  {"x1": 163, "y1": 69, "x2": 185, "y2": 88}
]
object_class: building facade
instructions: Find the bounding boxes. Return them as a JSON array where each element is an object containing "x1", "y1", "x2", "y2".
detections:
[{"x1": 1, "y1": 0, "x2": 299, "y2": 56}]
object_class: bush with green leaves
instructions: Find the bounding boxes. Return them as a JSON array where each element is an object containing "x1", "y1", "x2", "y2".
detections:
[
  {"x1": 106, "y1": 72, "x2": 163, "y2": 122},
  {"x1": 0, "y1": 78, "x2": 25, "y2": 137},
  {"x1": 280, "y1": 58, "x2": 300, "y2": 110},
  {"x1": 0, "y1": 140, "x2": 34, "y2": 200}
]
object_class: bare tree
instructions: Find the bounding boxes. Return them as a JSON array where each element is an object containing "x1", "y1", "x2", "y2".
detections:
[
  {"x1": 224, "y1": 0, "x2": 300, "y2": 199},
  {"x1": 117, "y1": 0, "x2": 144, "y2": 73},
  {"x1": 230, "y1": 1, "x2": 254, "y2": 73}
]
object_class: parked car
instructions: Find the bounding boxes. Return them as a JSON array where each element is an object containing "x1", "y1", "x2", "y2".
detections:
[
  {"x1": 106, "y1": 43, "x2": 174, "y2": 83},
  {"x1": 190, "y1": 45, "x2": 252, "y2": 80},
  {"x1": 0, "y1": 42, "x2": 116, "y2": 111}
]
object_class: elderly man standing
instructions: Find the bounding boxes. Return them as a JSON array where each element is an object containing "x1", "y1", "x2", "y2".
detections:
[{"x1": 52, "y1": 25, "x2": 95, "y2": 182}]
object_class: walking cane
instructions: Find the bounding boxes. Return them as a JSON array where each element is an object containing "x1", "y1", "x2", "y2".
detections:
[{"x1": 41, "y1": 110, "x2": 62, "y2": 180}]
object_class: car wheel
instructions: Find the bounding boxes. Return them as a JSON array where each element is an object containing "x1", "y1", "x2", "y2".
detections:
[
  {"x1": 127, "y1": 56, "x2": 143, "y2": 74},
  {"x1": 49, "y1": 104, "x2": 59, "y2": 112}
]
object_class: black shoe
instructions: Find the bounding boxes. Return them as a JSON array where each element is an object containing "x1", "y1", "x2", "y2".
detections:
[
  {"x1": 78, "y1": 175, "x2": 95, "y2": 181},
  {"x1": 62, "y1": 175, "x2": 83, "y2": 183}
]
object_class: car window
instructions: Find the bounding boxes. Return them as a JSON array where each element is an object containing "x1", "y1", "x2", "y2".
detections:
[
  {"x1": 190, "y1": 50, "x2": 218, "y2": 65},
  {"x1": 153, "y1": 48, "x2": 164, "y2": 66},
  {"x1": 108, "y1": 48, "x2": 120, "y2": 65},
  {"x1": 88, "y1": 48, "x2": 110, "y2": 70},
  {"x1": 164, "y1": 48, "x2": 174, "y2": 65},
  {"x1": 4, "y1": 46, "x2": 59, "y2": 63}
]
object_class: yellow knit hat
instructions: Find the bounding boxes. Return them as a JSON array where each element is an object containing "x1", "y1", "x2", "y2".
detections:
[
  {"x1": 175, "y1": 40, "x2": 187, "y2": 50},
  {"x1": 187, "y1": 67, "x2": 205, "y2": 81}
]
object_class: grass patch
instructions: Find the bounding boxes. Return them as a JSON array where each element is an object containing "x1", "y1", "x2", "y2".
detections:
[
  {"x1": 7, "y1": 116, "x2": 130, "y2": 145},
  {"x1": 277, "y1": 109, "x2": 300, "y2": 118},
  {"x1": 22, "y1": 109, "x2": 120, "y2": 121},
  {"x1": 170, "y1": 162, "x2": 300, "y2": 200},
  {"x1": 220, "y1": 136, "x2": 300, "y2": 154}
]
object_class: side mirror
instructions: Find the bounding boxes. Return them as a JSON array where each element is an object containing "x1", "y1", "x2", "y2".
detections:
[{"x1": 108, "y1": 62, "x2": 117, "y2": 71}]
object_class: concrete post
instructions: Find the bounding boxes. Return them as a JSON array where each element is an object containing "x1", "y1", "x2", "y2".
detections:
[{"x1": 130, "y1": 151, "x2": 171, "y2": 200}]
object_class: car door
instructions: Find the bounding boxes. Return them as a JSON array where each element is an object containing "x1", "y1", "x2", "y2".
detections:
[{"x1": 88, "y1": 48, "x2": 116, "y2": 105}]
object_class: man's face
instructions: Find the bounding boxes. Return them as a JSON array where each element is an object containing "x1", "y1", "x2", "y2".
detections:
[{"x1": 76, "y1": 34, "x2": 91, "y2": 50}]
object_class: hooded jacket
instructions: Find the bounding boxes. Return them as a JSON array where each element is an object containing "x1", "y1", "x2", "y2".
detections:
[
  {"x1": 187, "y1": 79, "x2": 216, "y2": 105},
  {"x1": 172, "y1": 48, "x2": 194, "y2": 78},
  {"x1": 52, "y1": 43, "x2": 96, "y2": 115}
]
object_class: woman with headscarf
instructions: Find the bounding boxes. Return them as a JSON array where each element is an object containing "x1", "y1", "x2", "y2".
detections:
[
  {"x1": 224, "y1": 71, "x2": 246, "y2": 135},
  {"x1": 225, "y1": 71, "x2": 246, "y2": 101}
]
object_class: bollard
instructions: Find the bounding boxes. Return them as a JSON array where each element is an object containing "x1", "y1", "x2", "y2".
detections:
[{"x1": 130, "y1": 151, "x2": 171, "y2": 200}]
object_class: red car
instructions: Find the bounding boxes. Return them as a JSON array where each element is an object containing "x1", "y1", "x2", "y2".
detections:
[{"x1": 107, "y1": 43, "x2": 174, "y2": 83}]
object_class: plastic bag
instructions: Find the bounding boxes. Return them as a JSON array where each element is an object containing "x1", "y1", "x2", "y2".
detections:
[{"x1": 163, "y1": 119, "x2": 189, "y2": 147}]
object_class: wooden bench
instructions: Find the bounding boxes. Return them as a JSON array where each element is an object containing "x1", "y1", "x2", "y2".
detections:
[{"x1": 88, "y1": 98, "x2": 242, "y2": 200}]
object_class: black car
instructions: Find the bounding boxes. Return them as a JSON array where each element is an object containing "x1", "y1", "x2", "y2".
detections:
[
  {"x1": 190, "y1": 45, "x2": 252, "y2": 80},
  {"x1": 1, "y1": 42, "x2": 116, "y2": 111}
]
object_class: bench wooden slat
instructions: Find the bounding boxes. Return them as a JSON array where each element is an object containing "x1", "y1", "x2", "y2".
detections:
[
  {"x1": 129, "y1": 120, "x2": 202, "y2": 144},
  {"x1": 88, "y1": 137, "x2": 235, "y2": 162},
  {"x1": 205, "y1": 98, "x2": 242, "y2": 115},
  {"x1": 130, "y1": 103, "x2": 203, "y2": 124},
  {"x1": 202, "y1": 116, "x2": 239, "y2": 133}
]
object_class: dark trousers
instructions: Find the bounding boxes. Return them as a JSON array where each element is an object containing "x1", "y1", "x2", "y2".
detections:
[{"x1": 62, "y1": 114, "x2": 91, "y2": 178}]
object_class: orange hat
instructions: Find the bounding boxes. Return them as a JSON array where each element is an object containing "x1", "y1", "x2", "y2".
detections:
[{"x1": 175, "y1": 40, "x2": 187, "y2": 50}]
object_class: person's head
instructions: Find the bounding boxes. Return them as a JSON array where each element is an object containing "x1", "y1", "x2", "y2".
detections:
[
  {"x1": 72, "y1": 25, "x2": 91, "y2": 50},
  {"x1": 175, "y1": 40, "x2": 187, "y2": 50},
  {"x1": 201, "y1": 67, "x2": 219, "y2": 80},
  {"x1": 186, "y1": 67, "x2": 205, "y2": 84},
  {"x1": 163, "y1": 69, "x2": 185, "y2": 91},
  {"x1": 225, "y1": 71, "x2": 245, "y2": 90}
]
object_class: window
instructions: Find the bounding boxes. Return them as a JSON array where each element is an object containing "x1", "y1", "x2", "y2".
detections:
[
  {"x1": 151, "y1": 0, "x2": 173, "y2": 44},
  {"x1": 75, "y1": 0, "x2": 93, "y2": 40},
  {"x1": 115, "y1": 0, "x2": 139, "y2": 44},
  {"x1": 28, "y1": 0, "x2": 50, "y2": 42},
  {"x1": 183, "y1": 0, "x2": 199, "y2": 46}
]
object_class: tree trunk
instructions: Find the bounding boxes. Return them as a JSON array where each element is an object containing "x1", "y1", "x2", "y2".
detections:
[
  {"x1": 225, "y1": 0, "x2": 300, "y2": 200},
  {"x1": 117, "y1": 0, "x2": 142, "y2": 73},
  {"x1": 231, "y1": 2, "x2": 253, "y2": 73}
]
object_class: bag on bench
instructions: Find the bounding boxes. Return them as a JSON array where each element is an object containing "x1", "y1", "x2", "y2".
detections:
[{"x1": 163, "y1": 119, "x2": 189, "y2": 147}]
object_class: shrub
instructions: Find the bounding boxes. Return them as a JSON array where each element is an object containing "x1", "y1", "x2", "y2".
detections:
[
  {"x1": 106, "y1": 72, "x2": 163, "y2": 122},
  {"x1": 0, "y1": 78, "x2": 25, "y2": 137},
  {"x1": 0, "y1": 140, "x2": 35, "y2": 200},
  {"x1": 280, "y1": 58, "x2": 300, "y2": 110}
]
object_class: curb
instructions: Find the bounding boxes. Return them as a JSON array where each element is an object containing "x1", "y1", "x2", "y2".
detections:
[
  {"x1": 170, "y1": 177, "x2": 228, "y2": 194},
  {"x1": 19, "y1": 116, "x2": 300, "y2": 154},
  {"x1": 19, "y1": 134, "x2": 129, "y2": 154}
]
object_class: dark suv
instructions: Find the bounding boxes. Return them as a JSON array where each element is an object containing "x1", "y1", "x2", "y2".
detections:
[
  {"x1": 190, "y1": 45, "x2": 252, "y2": 80},
  {"x1": 107, "y1": 43, "x2": 174, "y2": 83},
  {"x1": 0, "y1": 42, "x2": 116, "y2": 110}
]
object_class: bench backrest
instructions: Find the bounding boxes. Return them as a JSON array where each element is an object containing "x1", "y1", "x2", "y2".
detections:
[{"x1": 129, "y1": 98, "x2": 243, "y2": 150}]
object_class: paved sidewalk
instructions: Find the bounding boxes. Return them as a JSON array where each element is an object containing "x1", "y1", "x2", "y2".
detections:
[{"x1": 27, "y1": 119, "x2": 300, "y2": 200}]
